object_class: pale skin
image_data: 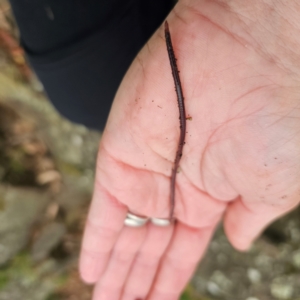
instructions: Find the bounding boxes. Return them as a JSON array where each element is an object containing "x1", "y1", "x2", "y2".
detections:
[{"x1": 79, "y1": 0, "x2": 300, "y2": 299}]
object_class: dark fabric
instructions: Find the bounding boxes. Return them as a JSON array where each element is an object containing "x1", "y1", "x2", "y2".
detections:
[{"x1": 9, "y1": 0, "x2": 174, "y2": 130}]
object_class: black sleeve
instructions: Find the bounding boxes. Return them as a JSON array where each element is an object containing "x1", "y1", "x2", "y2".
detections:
[{"x1": 9, "y1": 0, "x2": 174, "y2": 130}]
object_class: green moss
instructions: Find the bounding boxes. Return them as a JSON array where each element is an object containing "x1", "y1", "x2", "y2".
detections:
[
  {"x1": 11, "y1": 252, "x2": 31, "y2": 270},
  {"x1": 1, "y1": 148, "x2": 36, "y2": 185},
  {"x1": 9, "y1": 252, "x2": 36, "y2": 283},
  {"x1": 0, "y1": 252, "x2": 70, "y2": 293},
  {"x1": 0, "y1": 252, "x2": 32, "y2": 290},
  {"x1": 8, "y1": 149, "x2": 27, "y2": 172},
  {"x1": 0, "y1": 197, "x2": 5, "y2": 211},
  {"x1": 45, "y1": 293, "x2": 64, "y2": 300},
  {"x1": 0, "y1": 272, "x2": 9, "y2": 290},
  {"x1": 180, "y1": 290, "x2": 193, "y2": 300},
  {"x1": 180, "y1": 285, "x2": 212, "y2": 300},
  {"x1": 57, "y1": 161, "x2": 83, "y2": 176},
  {"x1": 52, "y1": 273, "x2": 68, "y2": 287}
]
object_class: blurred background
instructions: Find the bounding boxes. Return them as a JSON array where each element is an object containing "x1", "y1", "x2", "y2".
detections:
[{"x1": 0, "y1": 1, "x2": 299, "y2": 299}]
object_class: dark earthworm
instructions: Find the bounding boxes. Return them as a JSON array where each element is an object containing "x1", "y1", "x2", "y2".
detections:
[{"x1": 164, "y1": 21, "x2": 186, "y2": 221}]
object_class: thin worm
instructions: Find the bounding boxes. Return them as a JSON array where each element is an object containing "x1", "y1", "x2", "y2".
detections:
[{"x1": 164, "y1": 21, "x2": 186, "y2": 221}]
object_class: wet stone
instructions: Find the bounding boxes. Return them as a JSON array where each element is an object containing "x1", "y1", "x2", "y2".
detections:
[
  {"x1": 31, "y1": 222, "x2": 66, "y2": 262},
  {"x1": 0, "y1": 228, "x2": 28, "y2": 265},
  {"x1": 0, "y1": 187, "x2": 49, "y2": 265}
]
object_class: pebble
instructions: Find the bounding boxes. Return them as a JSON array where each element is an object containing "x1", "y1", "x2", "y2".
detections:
[
  {"x1": 290, "y1": 228, "x2": 300, "y2": 242},
  {"x1": 254, "y1": 254, "x2": 272, "y2": 270},
  {"x1": 247, "y1": 268, "x2": 262, "y2": 284},
  {"x1": 270, "y1": 277, "x2": 294, "y2": 299},
  {"x1": 71, "y1": 134, "x2": 83, "y2": 146},
  {"x1": 292, "y1": 249, "x2": 300, "y2": 268},
  {"x1": 210, "y1": 270, "x2": 232, "y2": 291},
  {"x1": 207, "y1": 281, "x2": 221, "y2": 296}
]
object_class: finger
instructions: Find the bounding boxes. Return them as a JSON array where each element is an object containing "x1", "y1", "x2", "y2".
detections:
[
  {"x1": 224, "y1": 197, "x2": 298, "y2": 251},
  {"x1": 121, "y1": 223, "x2": 174, "y2": 300},
  {"x1": 93, "y1": 225, "x2": 147, "y2": 300},
  {"x1": 79, "y1": 184, "x2": 127, "y2": 283},
  {"x1": 147, "y1": 222, "x2": 216, "y2": 300}
]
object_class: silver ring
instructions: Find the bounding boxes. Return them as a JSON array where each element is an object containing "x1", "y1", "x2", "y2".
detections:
[
  {"x1": 124, "y1": 212, "x2": 149, "y2": 227},
  {"x1": 151, "y1": 217, "x2": 171, "y2": 227}
]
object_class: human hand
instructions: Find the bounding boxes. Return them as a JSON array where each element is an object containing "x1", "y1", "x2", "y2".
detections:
[{"x1": 80, "y1": 0, "x2": 300, "y2": 299}]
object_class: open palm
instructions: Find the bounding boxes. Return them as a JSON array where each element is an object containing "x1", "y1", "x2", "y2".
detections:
[{"x1": 80, "y1": 1, "x2": 300, "y2": 299}]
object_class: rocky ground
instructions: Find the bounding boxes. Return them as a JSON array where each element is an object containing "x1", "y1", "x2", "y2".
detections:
[{"x1": 0, "y1": 2, "x2": 299, "y2": 300}]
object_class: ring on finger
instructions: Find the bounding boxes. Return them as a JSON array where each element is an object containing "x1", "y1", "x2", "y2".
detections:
[
  {"x1": 150, "y1": 217, "x2": 172, "y2": 227},
  {"x1": 124, "y1": 212, "x2": 149, "y2": 227}
]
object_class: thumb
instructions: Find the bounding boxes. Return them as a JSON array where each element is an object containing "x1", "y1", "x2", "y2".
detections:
[{"x1": 224, "y1": 198, "x2": 297, "y2": 251}]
